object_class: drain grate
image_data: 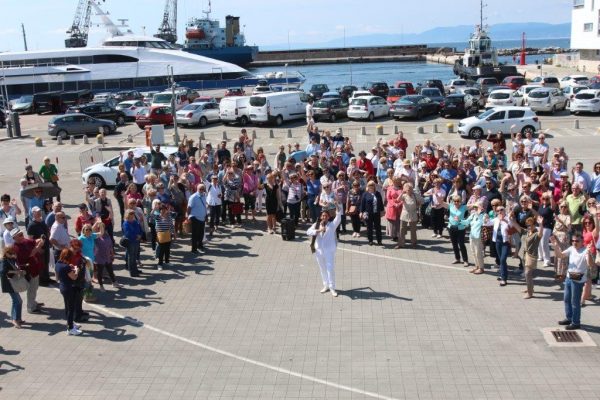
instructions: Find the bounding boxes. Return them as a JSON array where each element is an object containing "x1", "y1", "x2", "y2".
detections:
[{"x1": 552, "y1": 330, "x2": 582, "y2": 343}]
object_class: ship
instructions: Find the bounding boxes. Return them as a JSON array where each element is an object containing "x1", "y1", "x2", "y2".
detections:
[
  {"x1": 182, "y1": 1, "x2": 258, "y2": 67},
  {"x1": 452, "y1": 1, "x2": 520, "y2": 82}
]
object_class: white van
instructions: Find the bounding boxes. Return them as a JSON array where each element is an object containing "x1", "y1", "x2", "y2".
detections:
[
  {"x1": 219, "y1": 96, "x2": 251, "y2": 126},
  {"x1": 248, "y1": 91, "x2": 310, "y2": 126},
  {"x1": 152, "y1": 91, "x2": 189, "y2": 110}
]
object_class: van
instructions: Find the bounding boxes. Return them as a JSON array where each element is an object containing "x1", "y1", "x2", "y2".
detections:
[
  {"x1": 152, "y1": 91, "x2": 189, "y2": 110},
  {"x1": 248, "y1": 91, "x2": 310, "y2": 126},
  {"x1": 219, "y1": 96, "x2": 251, "y2": 126}
]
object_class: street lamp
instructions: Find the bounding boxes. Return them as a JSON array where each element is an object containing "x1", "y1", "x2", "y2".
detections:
[
  {"x1": 285, "y1": 63, "x2": 288, "y2": 88},
  {"x1": 348, "y1": 57, "x2": 353, "y2": 85},
  {"x1": 167, "y1": 65, "x2": 180, "y2": 145}
]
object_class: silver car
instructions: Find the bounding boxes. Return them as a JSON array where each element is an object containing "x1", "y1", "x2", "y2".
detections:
[
  {"x1": 48, "y1": 114, "x2": 116, "y2": 139},
  {"x1": 527, "y1": 88, "x2": 568, "y2": 114}
]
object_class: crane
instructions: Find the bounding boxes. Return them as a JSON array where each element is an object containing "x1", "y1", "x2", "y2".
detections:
[
  {"x1": 65, "y1": 0, "x2": 105, "y2": 48},
  {"x1": 155, "y1": 0, "x2": 177, "y2": 44}
]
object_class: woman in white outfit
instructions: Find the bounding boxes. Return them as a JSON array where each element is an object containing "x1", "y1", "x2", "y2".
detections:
[{"x1": 307, "y1": 201, "x2": 343, "y2": 297}]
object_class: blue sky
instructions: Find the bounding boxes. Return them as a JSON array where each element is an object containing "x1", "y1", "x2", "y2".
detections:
[{"x1": 0, "y1": 0, "x2": 572, "y2": 51}]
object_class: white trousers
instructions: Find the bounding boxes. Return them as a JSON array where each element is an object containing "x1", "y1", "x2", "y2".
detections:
[
  {"x1": 27, "y1": 275, "x2": 39, "y2": 312},
  {"x1": 315, "y1": 249, "x2": 336, "y2": 289},
  {"x1": 538, "y1": 227, "x2": 552, "y2": 263}
]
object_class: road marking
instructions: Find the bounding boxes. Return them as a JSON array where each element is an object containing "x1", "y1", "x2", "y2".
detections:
[
  {"x1": 77, "y1": 294, "x2": 400, "y2": 400},
  {"x1": 339, "y1": 246, "x2": 466, "y2": 272}
]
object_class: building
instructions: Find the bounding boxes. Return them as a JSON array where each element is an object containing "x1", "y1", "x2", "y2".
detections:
[{"x1": 570, "y1": 0, "x2": 600, "y2": 73}]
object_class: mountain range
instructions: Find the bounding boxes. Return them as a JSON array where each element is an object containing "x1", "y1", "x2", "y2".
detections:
[{"x1": 262, "y1": 22, "x2": 571, "y2": 50}]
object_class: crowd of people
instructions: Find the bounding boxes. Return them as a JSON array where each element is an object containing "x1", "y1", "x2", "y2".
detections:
[{"x1": 1, "y1": 123, "x2": 599, "y2": 334}]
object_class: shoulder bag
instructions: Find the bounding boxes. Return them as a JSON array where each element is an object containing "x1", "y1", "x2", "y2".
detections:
[{"x1": 9, "y1": 270, "x2": 29, "y2": 293}]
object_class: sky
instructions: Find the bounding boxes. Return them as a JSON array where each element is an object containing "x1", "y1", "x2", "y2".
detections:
[{"x1": 0, "y1": 0, "x2": 572, "y2": 52}]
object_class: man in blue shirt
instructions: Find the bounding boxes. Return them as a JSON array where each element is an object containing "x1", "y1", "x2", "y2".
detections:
[{"x1": 187, "y1": 184, "x2": 208, "y2": 254}]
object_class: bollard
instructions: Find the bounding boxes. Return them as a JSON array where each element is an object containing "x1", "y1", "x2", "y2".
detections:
[
  {"x1": 394, "y1": 125, "x2": 399, "y2": 135},
  {"x1": 252, "y1": 129, "x2": 257, "y2": 139},
  {"x1": 96, "y1": 134, "x2": 104, "y2": 144},
  {"x1": 199, "y1": 131, "x2": 205, "y2": 140},
  {"x1": 361, "y1": 126, "x2": 367, "y2": 136},
  {"x1": 574, "y1": 119, "x2": 580, "y2": 129},
  {"x1": 83, "y1": 135, "x2": 89, "y2": 144},
  {"x1": 222, "y1": 131, "x2": 228, "y2": 140},
  {"x1": 127, "y1": 134, "x2": 133, "y2": 143},
  {"x1": 417, "y1": 126, "x2": 424, "y2": 134},
  {"x1": 70, "y1": 136, "x2": 76, "y2": 145},
  {"x1": 269, "y1": 129, "x2": 275, "y2": 139},
  {"x1": 34, "y1": 137, "x2": 43, "y2": 147},
  {"x1": 57, "y1": 136, "x2": 63, "y2": 145},
  {"x1": 376, "y1": 125, "x2": 383, "y2": 135},
  {"x1": 287, "y1": 129, "x2": 293, "y2": 138},
  {"x1": 446, "y1": 123, "x2": 454, "y2": 133},
  {"x1": 433, "y1": 124, "x2": 439, "y2": 133}
]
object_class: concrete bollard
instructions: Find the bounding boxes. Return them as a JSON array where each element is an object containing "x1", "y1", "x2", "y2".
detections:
[
  {"x1": 446, "y1": 123, "x2": 454, "y2": 133},
  {"x1": 252, "y1": 129, "x2": 257, "y2": 139},
  {"x1": 222, "y1": 131, "x2": 228, "y2": 140},
  {"x1": 361, "y1": 126, "x2": 367, "y2": 136},
  {"x1": 70, "y1": 136, "x2": 76, "y2": 145},
  {"x1": 34, "y1": 137, "x2": 43, "y2": 147},
  {"x1": 394, "y1": 125, "x2": 399, "y2": 135},
  {"x1": 433, "y1": 124, "x2": 439, "y2": 133},
  {"x1": 127, "y1": 134, "x2": 133, "y2": 143},
  {"x1": 376, "y1": 125, "x2": 384, "y2": 135},
  {"x1": 287, "y1": 129, "x2": 293, "y2": 138},
  {"x1": 269, "y1": 129, "x2": 275, "y2": 138},
  {"x1": 199, "y1": 131, "x2": 205, "y2": 140},
  {"x1": 574, "y1": 119, "x2": 580, "y2": 129},
  {"x1": 96, "y1": 134, "x2": 104, "y2": 144},
  {"x1": 83, "y1": 135, "x2": 89, "y2": 144},
  {"x1": 417, "y1": 126, "x2": 424, "y2": 134},
  {"x1": 57, "y1": 136, "x2": 63, "y2": 145}
]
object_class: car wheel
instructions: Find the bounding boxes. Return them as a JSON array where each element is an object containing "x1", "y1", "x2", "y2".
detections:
[
  {"x1": 239, "y1": 116, "x2": 248, "y2": 126},
  {"x1": 275, "y1": 115, "x2": 283, "y2": 126},
  {"x1": 88, "y1": 174, "x2": 106, "y2": 188},
  {"x1": 416, "y1": 110, "x2": 423, "y2": 120},
  {"x1": 329, "y1": 113, "x2": 336, "y2": 122},
  {"x1": 469, "y1": 127, "x2": 484, "y2": 139},
  {"x1": 521, "y1": 125, "x2": 535, "y2": 136},
  {"x1": 101, "y1": 126, "x2": 111, "y2": 135},
  {"x1": 199, "y1": 117, "x2": 208, "y2": 127},
  {"x1": 57, "y1": 130, "x2": 68, "y2": 139},
  {"x1": 116, "y1": 116, "x2": 125, "y2": 126},
  {"x1": 368, "y1": 112, "x2": 374, "y2": 121}
]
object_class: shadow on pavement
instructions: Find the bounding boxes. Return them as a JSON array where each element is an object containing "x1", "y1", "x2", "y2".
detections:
[
  {"x1": 0, "y1": 360, "x2": 24, "y2": 376},
  {"x1": 339, "y1": 286, "x2": 412, "y2": 301}
]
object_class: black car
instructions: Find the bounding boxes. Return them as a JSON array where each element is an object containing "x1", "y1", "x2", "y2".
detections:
[
  {"x1": 419, "y1": 79, "x2": 445, "y2": 96},
  {"x1": 114, "y1": 90, "x2": 143, "y2": 102},
  {"x1": 363, "y1": 81, "x2": 389, "y2": 97},
  {"x1": 313, "y1": 98, "x2": 349, "y2": 122},
  {"x1": 67, "y1": 103, "x2": 126, "y2": 126},
  {"x1": 309, "y1": 84, "x2": 329, "y2": 100},
  {"x1": 439, "y1": 94, "x2": 478, "y2": 118},
  {"x1": 338, "y1": 85, "x2": 358, "y2": 100}
]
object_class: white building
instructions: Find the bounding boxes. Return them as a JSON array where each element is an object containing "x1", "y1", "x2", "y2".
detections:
[{"x1": 571, "y1": 0, "x2": 600, "y2": 73}]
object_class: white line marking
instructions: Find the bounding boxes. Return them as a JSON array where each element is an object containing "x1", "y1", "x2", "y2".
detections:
[
  {"x1": 339, "y1": 246, "x2": 466, "y2": 272},
  {"x1": 83, "y1": 299, "x2": 401, "y2": 400}
]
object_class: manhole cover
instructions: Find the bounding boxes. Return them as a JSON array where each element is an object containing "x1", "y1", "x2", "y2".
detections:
[{"x1": 551, "y1": 330, "x2": 582, "y2": 343}]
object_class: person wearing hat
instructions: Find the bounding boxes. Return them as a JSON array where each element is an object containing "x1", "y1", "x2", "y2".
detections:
[
  {"x1": 306, "y1": 97, "x2": 314, "y2": 127},
  {"x1": 2, "y1": 216, "x2": 17, "y2": 247},
  {"x1": 467, "y1": 185, "x2": 487, "y2": 214},
  {"x1": 360, "y1": 181, "x2": 385, "y2": 246},
  {"x1": 482, "y1": 147, "x2": 498, "y2": 170},
  {"x1": 1, "y1": 245, "x2": 27, "y2": 328}
]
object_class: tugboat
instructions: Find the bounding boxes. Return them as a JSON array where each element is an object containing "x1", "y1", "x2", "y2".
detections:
[
  {"x1": 182, "y1": 0, "x2": 258, "y2": 67},
  {"x1": 453, "y1": 1, "x2": 520, "y2": 82}
]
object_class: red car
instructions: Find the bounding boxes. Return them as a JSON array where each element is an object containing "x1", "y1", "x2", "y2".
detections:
[
  {"x1": 135, "y1": 106, "x2": 173, "y2": 129},
  {"x1": 386, "y1": 88, "x2": 408, "y2": 104},
  {"x1": 394, "y1": 81, "x2": 416, "y2": 95},
  {"x1": 501, "y1": 76, "x2": 527, "y2": 90},
  {"x1": 224, "y1": 87, "x2": 245, "y2": 97}
]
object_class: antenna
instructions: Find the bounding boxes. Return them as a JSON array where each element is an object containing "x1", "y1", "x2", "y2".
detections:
[
  {"x1": 480, "y1": 0, "x2": 488, "y2": 30},
  {"x1": 203, "y1": 0, "x2": 212, "y2": 19}
]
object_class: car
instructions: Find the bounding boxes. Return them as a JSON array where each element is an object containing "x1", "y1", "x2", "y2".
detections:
[
  {"x1": 484, "y1": 89, "x2": 520, "y2": 109},
  {"x1": 560, "y1": 75, "x2": 590, "y2": 89},
  {"x1": 363, "y1": 81, "x2": 389, "y2": 98},
  {"x1": 458, "y1": 107, "x2": 540, "y2": 139},
  {"x1": 563, "y1": 85, "x2": 589, "y2": 106},
  {"x1": 114, "y1": 90, "x2": 143, "y2": 102},
  {"x1": 11, "y1": 95, "x2": 34, "y2": 114},
  {"x1": 445, "y1": 79, "x2": 468, "y2": 94},
  {"x1": 219, "y1": 96, "x2": 251, "y2": 125},
  {"x1": 312, "y1": 98, "x2": 349, "y2": 122},
  {"x1": 530, "y1": 76, "x2": 560, "y2": 89},
  {"x1": 475, "y1": 77, "x2": 499, "y2": 95},
  {"x1": 82, "y1": 146, "x2": 179, "y2": 188},
  {"x1": 501, "y1": 76, "x2": 527, "y2": 90},
  {"x1": 193, "y1": 96, "x2": 218, "y2": 104},
  {"x1": 252, "y1": 85, "x2": 272, "y2": 95},
  {"x1": 224, "y1": 87, "x2": 245, "y2": 97},
  {"x1": 457, "y1": 87, "x2": 483, "y2": 108},
  {"x1": 390, "y1": 95, "x2": 439, "y2": 120},
  {"x1": 349, "y1": 90, "x2": 372, "y2": 101},
  {"x1": 439, "y1": 94, "x2": 479, "y2": 118},
  {"x1": 515, "y1": 84, "x2": 542, "y2": 106},
  {"x1": 152, "y1": 91, "x2": 191, "y2": 110},
  {"x1": 419, "y1": 79, "x2": 445, "y2": 96},
  {"x1": 338, "y1": 85, "x2": 358, "y2": 100},
  {"x1": 176, "y1": 102, "x2": 220, "y2": 127},
  {"x1": 48, "y1": 114, "x2": 116, "y2": 139},
  {"x1": 135, "y1": 106, "x2": 173, "y2": 129},
  {"x1": 116, "y1": 100, "x2": 146, "y2": 121},
  {"x1": 321, "y1": 91, "x2": 341, "y2": 99},
  {"x1": 386, "y1": 88, "x2": 408, "y2": 104},
  {"x1": 569, "y1": 89, "x2": 600, "y2": 114},
  {"x1": 141, "y1": 91, "x2": 159, "y2": 105},
  {"x1": 417, "y1": 87, "x2": 444, "y2": 103},
  {"x1": 67, "y1": 103, "x2": 127, "y2": 126},
  {"x1": 92, "y1": 92, "x2": 115, "y2": 103},
  {"x1": 394, "y1": 81, "x2": 416, "y2": 95},
  {"x1": 347, "y1": 95, "x2": 389, "y2": 121},
  {"x1": 526, "y1": 88, "x2": 568, "y2": 114},
  {"x1": 309, "y1": 84, "x2": 329, "y2": 100}
]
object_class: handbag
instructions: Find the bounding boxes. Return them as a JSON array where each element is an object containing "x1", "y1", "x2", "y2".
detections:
[
  {"x1": 230, "y1": 202, "x2": 243, "y2": 215},
  {"x1": 119, "y1": 237, "x2": 129, "y2": 248},
  {"x1": 8, "y1": 271, "x2": 29, "y2": 293},
  {"x1": 157, "y1": 230, "x2": 172, "y2": 244},
  {"x1": 568, "y1": 272, "x2": 584, "y2": 281},
  {"x1": 50, "y1": 175, "x2": 59, "y2": 183}
]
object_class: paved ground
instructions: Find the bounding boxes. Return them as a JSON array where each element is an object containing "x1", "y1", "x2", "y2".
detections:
[{"x1": 1, "y1": 114, "x2": 600, "y2": 399}]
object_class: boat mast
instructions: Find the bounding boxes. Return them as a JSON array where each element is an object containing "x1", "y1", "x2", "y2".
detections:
[
  {"x1": 21, "y1": 23, "x2": 28, "y2": 51},
  {"x1": 203, "y1": 0, "x2": 212, "y2": 19}
]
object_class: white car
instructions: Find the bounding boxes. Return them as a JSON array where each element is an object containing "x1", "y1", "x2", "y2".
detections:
[
  {"x1": 458, "y1": 107, "x2": 540, "y2": 139},
  {"x1": 515, "y1": 84, "x2": 542, "y2": 106},
  {"x1": 457, "y1": 87, "x2": 483, "y2": 108},
  {"x1": 563, "y1": 85, "x2": 589, "y2": 106},
  {"x1": 445, "y1": 78, "x2": 468, "y2": 94},
  {"x1": 484, "y1": 89, "x2": 520, "y2": 109},
  {"x1": 526, "y1": 88, "x2": 568, "y2": 114},
  {"x1": 348, "y1": 90, "x2": 372, "y2": 101},
  {"x1": 530, "y1": 76, "x2": 560, "y2": 89},
  {"x1": 569, "y1": 89, "x2": 600, "y2": 114},
  {"x1": 560, "y1": 75, "x2": 590, "y2": 89},
  {"x1": 175, "y1": 102, "x2": 220, "y2": 127},
  {"x1": 82, "y1": 146, "x2": 179, "y2": 187},
  {"x1": 347, "y1": 95, "x2": 390, "y2": 121},
  {"x1": 252, "y1": 86, "x2": 272, "y2": 95},
  {"x1": 116, "y1": 100, "x2": 146, "y2": 121}
]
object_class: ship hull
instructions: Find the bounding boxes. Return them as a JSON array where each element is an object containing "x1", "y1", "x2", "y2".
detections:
[
  {"x1": 453, "y1": 61, "x2": 520, "y2": 82},
  {"x1": 183, "y1": 46, "x2": 258, "y2": 67}
]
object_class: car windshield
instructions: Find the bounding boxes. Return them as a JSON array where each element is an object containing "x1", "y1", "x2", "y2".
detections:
[
  {"x1": 17, "y1": 95, "x2": 33, "y2": 103},
  {"x1": 396, "y1": 97, "x2": 419, "y2": 105},
  {"x1": 490, "y1": 92, "x2": 510, "y2": 99},
  {"x1": 422, "y1": 89, "x2": 439, "y2": 96},
  {"x1": 576, "y1": 93, "x2": 595, "y2": 100},
  {"x1": 529, "y1": 91, "x2": 550, "y2": 98},
  {"x1": 388, "y1": 89, "x2": 406, "y2": 96},
  {"x1": 181, "y1": 104, "x2": 201, "y2": 110},
  {"x1": 311, "y1": 85, "x2": 327, "y2": 91},
  {"x1": 573, "y1": 87, "x2": 587, "y2": 94},
  {"x1": 249, "y1": 96, "x2": 267, "y2": 107},
  {"x1": 351, "y1": 98, "x2": 367, "y2": 106},
  {"x1": 525, "y1": 87, "x2": 540, "y2": 94},
  {"x1": 574, "y1": 77, "x2": 589, "y2": 83},
  {"x1": 453, "y1": 80, "x2": 466, "y2": 85},
  {"x1": 445, "y1": 97, "x2": 463, "y2": 104},
  {"x1": 477, "y1": 109, "x2": 496, "y2": 119},
  {"x1": 314, "y1": 100, "x2": 330, "y2": 108},
  {"x1": 153, "y1": 94, "x2": 172, "y2": 103}
]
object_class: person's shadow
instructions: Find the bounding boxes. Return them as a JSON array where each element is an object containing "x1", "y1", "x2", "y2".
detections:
[
  {"x1": 0, "y1": 360, "x2": 24, "y2": 376},
  {"x1": 338, "y1": 287, "x2": 412, "y2": 301}
]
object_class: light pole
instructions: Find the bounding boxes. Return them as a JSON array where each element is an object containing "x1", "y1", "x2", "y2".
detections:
[
  {"x1": 348, "y1": 58, "x2": 353, "y2": 85},
  {"x1": 168, "y1": 65, "x2": 180, "y2": 145},
  {"x1": 285, "y1": 63, "x2": 288, "y2": 88}
]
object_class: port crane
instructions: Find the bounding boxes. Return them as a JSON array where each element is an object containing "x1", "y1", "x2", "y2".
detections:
[
  {"x1": 155, "y1": 0, "x2": 177, "y2": 44},
  {"x1": 65, "y1": 0, "x2": 106, "y2": 48}
]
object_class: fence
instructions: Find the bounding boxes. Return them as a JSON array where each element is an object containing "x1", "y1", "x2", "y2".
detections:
[{"x1": 79, "y1": 146, "x2": 104, "y2": 177}]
